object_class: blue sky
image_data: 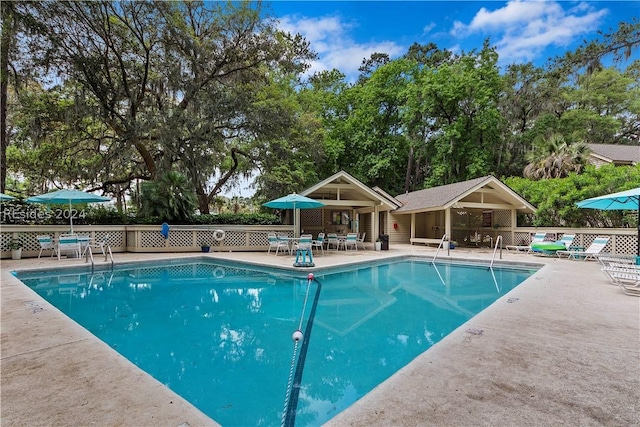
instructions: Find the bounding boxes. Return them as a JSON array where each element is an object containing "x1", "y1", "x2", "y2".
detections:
[
  {"x1": 266, "y1": 0, "x2": 639, "y2": 81},
  {"x1": 226, "y1": 1, "x2": 638, "y2": 197}
]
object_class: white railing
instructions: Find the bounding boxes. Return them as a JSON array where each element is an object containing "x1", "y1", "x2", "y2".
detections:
[
  {"x1": 0, "y1": 224, "x2": 295, "y2": 259},
  {"x1": 1, "y1": 225, "x2": 637, "y2": 259}
]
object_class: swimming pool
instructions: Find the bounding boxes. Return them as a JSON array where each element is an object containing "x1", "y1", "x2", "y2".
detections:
[{"x1": 16, "y1": 257, "x2": 536, "y2": 426}]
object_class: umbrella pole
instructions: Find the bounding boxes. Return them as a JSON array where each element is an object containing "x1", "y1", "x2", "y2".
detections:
[
  {"x1": 69, "y1": 200, "x2": 74, "y2": 233},
  {"x1": 637, "y1": 203, "x2": 639, "y2": 256}
]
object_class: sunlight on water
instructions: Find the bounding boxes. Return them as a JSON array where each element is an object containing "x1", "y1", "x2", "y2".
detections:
[{"x1": 17, "y1": 259, "x2": 535, "y2": 426}]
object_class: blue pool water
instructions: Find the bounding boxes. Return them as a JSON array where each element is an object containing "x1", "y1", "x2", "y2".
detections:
[{"x1": 16, "y1": 258, "x2": 536, "y2": 426}]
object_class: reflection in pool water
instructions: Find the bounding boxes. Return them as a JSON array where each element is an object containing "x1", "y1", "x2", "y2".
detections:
[{"x1": 17, "y1": 258, "x2": 535, "y2": 426}]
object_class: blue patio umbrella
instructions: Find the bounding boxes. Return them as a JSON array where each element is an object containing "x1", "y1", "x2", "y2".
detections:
[
  {"x1": 576, "y1": 187, "x2": 640, "y2": 256},
  {"x1": 263, "y1": 193, "x2": 325, "y2": 236},
  {"x1": 26, "y1": 189, "x2": 111, "y2": 233},
  {"x1": 0, "y1": 192, "x2": 15, "y2": 201}
]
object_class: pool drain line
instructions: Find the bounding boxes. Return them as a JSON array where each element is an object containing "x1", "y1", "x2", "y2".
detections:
[{"x1": 281, "y1": 273, "x2": 322, "y2": 427}]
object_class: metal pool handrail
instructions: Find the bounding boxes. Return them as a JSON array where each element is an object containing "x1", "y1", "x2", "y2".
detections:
[
  {"x1": 490, "y1": 235, "x2": 503, "y2": 269},
  {"x1": 432, "y1": 234, "x2": 449, "y2": 264}
]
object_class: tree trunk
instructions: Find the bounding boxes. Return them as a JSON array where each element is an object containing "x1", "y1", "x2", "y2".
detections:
[{"x1": 0, "y1": 2, "x2": 15, "y2": 193}]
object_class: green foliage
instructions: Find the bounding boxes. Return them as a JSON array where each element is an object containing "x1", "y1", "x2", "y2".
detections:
[
  {"x1": 191, "y1": 213, "x2": 280, "y2": 226},
  {"x1": 523, "y1": 134, "x2": 589, "y2": 179},
  {"x1": 85, "y1": 206, "x2": 133, "y2": 225},
  {"x1": 138, "y1": 171, "x2": 197, "y2": 222},
  {"x1": 4, "y1": 2, "x2": 638, "y2": 211},
  {"x1": 8, "y1": 238, "x2": 23, "y2": 250},
  {"x1": 505, "y1": 164, "x2": 640, "y2": 227}
]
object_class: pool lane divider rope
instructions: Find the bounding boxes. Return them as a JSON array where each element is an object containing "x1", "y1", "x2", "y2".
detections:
[{"x1": 281, "y1": 273, "x2": 322, "y2": 427}]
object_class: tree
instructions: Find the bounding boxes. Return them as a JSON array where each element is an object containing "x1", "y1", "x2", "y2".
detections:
[
  {"x1": 9, "y1": 1, "x2": 315, "y2": 212},
  {"x1": 410, "y1": 41, "x2": 503, "y2": 186},
  {"x1": 506, "y1": 164, "x2": 640, "y2": 227},
  {"x1": 554, "y1": 18, "x2": 640, "y2": 75},
  {"x1": 0, "y1": 1, "x2": 48, "y2": 193},
  {"x1": 497, "y1": 63, "x2": 547, "y2": 176},
  {"x1": 559, "y1": 66, "x2": 639, "y2": 144},
  {"x1": 138, "y1": 171, "x2": 197, "y2": 222},
  {"x1": 523, "y1": 134, "x2": 590, "y2": 180}
]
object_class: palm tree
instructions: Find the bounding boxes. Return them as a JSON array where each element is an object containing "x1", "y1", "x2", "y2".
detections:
[
  {"x1": 139, "y1": 171, "x2": 197, "y2": 221},
  {"x1": 523, "y1": 134, "x2": 590, "y2": 179}
]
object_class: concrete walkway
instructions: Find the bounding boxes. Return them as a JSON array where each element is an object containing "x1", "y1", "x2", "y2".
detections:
[{"x1": 1, "y1": 245, "x2": 638, "y2": 426}]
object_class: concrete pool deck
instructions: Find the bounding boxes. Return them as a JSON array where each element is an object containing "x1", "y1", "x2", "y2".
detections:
[{"x1": 1, "y1": 245, "x2": 638, "y2": 426}]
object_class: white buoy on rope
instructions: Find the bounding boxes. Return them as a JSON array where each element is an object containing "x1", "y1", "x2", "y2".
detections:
[{"x1": 292, "y1": 329, "x2": 303, "y2": 342}]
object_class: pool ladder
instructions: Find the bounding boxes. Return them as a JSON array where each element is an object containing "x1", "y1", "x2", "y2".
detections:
[
  {"x1": 431, "y1": 234, "x2": 449, "y2": 264},
  {"x1": 489, "y1": 235, "x2": 503, "y2": 269}
]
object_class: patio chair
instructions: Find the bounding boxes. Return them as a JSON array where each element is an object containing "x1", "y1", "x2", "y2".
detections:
[
  {"x1": 557, "y1": 236, "x2": 610, "y2": 261},
  {"x1": 326, "y1": 233, "x2": 340, "y2": 251},
  {"x1": 267, "y1": 233, "x2": 288, "y2": 255},
  {"x1": 557, "y1": 233, "x2": 576, "y2": 249},
  {"x1": 294, "y1": 234, "x2": 313, "y2": 251},
  {"x1": 602, "y1": 265, "x2": 640, "y2": 284},
  {"x1": 596, "y1": 254, "x2": 637, "y2": 266},
  {"x1": 37, "y1": 235, "x2": 58, "y2": 258},
  {"x1": 356, "y1": 232, "x2": 367, "y2": 250},
  {"x1": 602, "y1": 268, "x2": 640, "y2": 296},
  {"x1": 343, "y1": 233, "x2": 358, "y2": 251},
  {"x1": 505, "y1": 232, "x2": 547, "y2": 253},
  {"x1": 57, "y1": 234, "x2": 81, "y2": 260},
  {"x1": 312, "y1": 233, "x2": 325, "y2": 255}
]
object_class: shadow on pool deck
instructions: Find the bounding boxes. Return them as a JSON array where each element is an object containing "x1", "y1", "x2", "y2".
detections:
[{"x1": 1, "y1": 245, "x2": 638, "y2": 426}]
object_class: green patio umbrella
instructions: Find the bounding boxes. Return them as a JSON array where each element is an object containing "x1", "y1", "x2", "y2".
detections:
[
  {"x1": 26, "y1": 189, "x2": 111, "y2": 233},
  {"x1": 576, "y1": 187, "x2": 640, "y2": 256}
]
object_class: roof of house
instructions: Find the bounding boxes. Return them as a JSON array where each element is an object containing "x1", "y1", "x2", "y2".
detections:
[
  {"x1": 588, "y1": 144, "x2": 640, "y2": 165},
  {"x1": 301, "y1": 170, "x2": 402, "y2": 211},
  {"x1": 393, "y1": 176, "x2": 536, "y2": 214}
]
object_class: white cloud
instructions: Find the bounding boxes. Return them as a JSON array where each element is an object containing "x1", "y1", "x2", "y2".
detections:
[
  {"x1": 450, "y1": 0, "x2": 609, "y2": 63},
  {"x1": 422, "y1": 22, "x2": 437, "y2": 36},
  {"x1": 277, "y1": 14, "x2": 404, "y2": 81}
]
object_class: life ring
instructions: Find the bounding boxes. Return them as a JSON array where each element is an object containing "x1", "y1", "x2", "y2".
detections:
[
  {"x1": 213, "y1": 267, "x2": 225, "y2": 279},
  {"x1": 213, "y1": 229, "x2": 226, "y2": 242}
]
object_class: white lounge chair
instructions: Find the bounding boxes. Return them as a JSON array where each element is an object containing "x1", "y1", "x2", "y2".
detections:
[
  {"x1": 506, "y1": 232, "x2": 547, "y2": 253},
  {"x1": 557, "y1": 236, "x2": 610, "y2": 261},
  {"x1": 557, "y1": 234, "x2": 576, "y2": 250},
  {"x1": 602, "y1": 268, "x2": 640, "y2": 296},
  {"x1": 596, "y1": 254, "x2": 637, "y2": 266},
  {"x1": 602, "y1": 265, "x2": 640, "y2": 283}
]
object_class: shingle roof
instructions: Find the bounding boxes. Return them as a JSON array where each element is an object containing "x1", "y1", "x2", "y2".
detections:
[
  {"x1": 393, "y1": 175, "x2": 536, "y2": 213},
  {"x1": 588, "y1": 144, "x2": 640, "y2": 165},
  {"x1": 394, "y1": 176, "x2": 491, "y2": 212}
]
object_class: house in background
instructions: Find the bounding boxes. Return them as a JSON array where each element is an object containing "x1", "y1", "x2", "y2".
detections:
[
  {"x1": 587, "y1": 144, "x2": 639, "y2": 167},
  {"x1": 390, "y1": 176, "x2": 536, "y2": 247},
  {"x1": 299, "y1": 171, "x2": 401, "y2": 245},
  {"x1": 297, "y1": 172, "x2": 536, "y2": 248}
]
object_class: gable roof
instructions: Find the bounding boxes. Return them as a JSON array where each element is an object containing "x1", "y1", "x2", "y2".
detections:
[
  {"x1": 393, "y1": 176, "x2": 536, "y2": 214},
  {"x1": 301, "y1": 170, "x2": 401, "y2": 210},
  {"x1": 588, "y1": 144, "x2": 640, "y2": 165}
]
